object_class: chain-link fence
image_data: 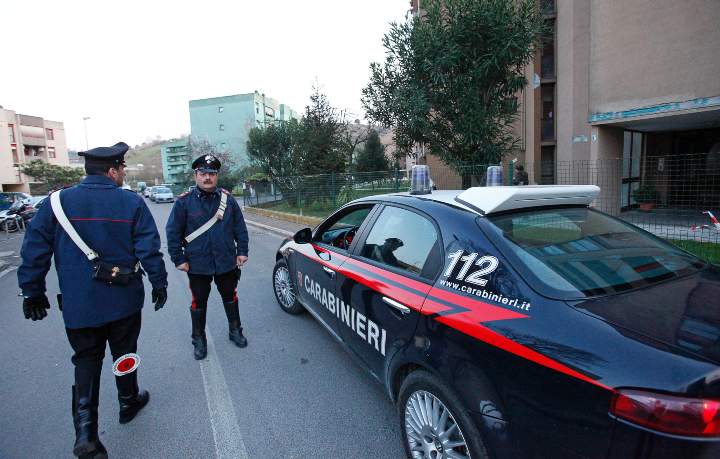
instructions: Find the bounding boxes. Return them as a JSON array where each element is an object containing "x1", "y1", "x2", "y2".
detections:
[{"x1": 243, "y1": 154, "x2": 720, "y2": 263}]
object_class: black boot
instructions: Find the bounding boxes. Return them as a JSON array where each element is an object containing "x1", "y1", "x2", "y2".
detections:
[
  {"x1": 72, "y1": 369, "x2": 107, "y2": 459},
  {"x1": 191, "y1": 308, "x2": 208, "y2": 359},
  {"x1": 116, "y1": 370, "x2": 150, "y2": 424},
  {"x1": 223, "y1": 300, "x2": 247, "y2": 348}
]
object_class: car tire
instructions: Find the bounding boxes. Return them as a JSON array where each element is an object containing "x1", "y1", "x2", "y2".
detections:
[
  {"x1": 398, "y1": 370, "x2": 489, "y2": 459},
  {"x1": 272, "y1": 259, "x2": 304, "y2": 315}
]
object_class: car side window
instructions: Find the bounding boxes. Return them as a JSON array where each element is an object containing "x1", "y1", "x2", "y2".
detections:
[
  {"x1": 315, "y1": 205, "x2": 373, "y2": 252},
  {"x1": 359, "y1": 206, "x2": 440, "y2": 279}
]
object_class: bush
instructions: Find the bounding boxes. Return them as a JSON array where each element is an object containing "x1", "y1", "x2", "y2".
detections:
[{"x1": 632, "y1": 184, "x2": 660, "y2": 204}]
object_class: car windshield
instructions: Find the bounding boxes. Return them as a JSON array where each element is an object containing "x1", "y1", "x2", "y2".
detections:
[
  {"x1": 155, "y1": 188, "x2": 171, "y2": 193},
  {"x1": 483, "y1": 207, "x2": 705, "y2": 299}
]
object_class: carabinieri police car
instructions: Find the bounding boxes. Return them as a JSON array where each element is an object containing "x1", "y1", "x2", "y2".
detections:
[{"x1": 272, "y1": 177, "x2": 720, "y2": 458}]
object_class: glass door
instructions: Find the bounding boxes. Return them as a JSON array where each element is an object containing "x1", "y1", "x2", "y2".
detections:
[{"x1": 621, "y1": 131, "x2": 643, "y2": 211}]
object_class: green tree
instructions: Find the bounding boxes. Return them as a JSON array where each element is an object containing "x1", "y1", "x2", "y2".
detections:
[
  {"x1": 294, "y1": 85, "x2": 347, "y2": 176},
  {"x1": 354, "y1": 130, "x2": 389, "y2": 173},
  {"x1": 361, "y1": 0, "x2": 545, "y2": 170},
  {"x1": 20, "y1": 160, "x2": 85, "y2": 193},
  {"x1": 246, "y1": 119, "x2": 299, "y2": 179}
]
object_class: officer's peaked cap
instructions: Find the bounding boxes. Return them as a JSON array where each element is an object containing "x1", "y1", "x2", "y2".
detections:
[
  {"x1": 192, "y1": 154, "x2": 221, "y2": 172},
  {"x1": 78, "y1": 142, "x2": 129, "y2": 164}
]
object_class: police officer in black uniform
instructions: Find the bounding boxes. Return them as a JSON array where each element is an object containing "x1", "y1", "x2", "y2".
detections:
[
  {"x1": 18, "y1": 142, "x2": 168, "y2": 459},
  {"x1": 166, "y1": 154, "x2": 249, "y2": 360}
]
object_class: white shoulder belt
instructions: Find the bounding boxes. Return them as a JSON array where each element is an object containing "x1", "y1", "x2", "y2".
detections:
[
  {"x1": 50, "y1": 190, "x2": 140, "y2": 272},
  {"x1": 184, "y1": 192, "x2": 228, "y2": 245},
  {"x1": 50, "y1": 190, "x2": 99, "y2": 261}
]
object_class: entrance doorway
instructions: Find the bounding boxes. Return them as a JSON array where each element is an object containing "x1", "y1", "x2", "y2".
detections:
[{"x1": 620, "y1": 131, "x2": 643, "y2": 211}]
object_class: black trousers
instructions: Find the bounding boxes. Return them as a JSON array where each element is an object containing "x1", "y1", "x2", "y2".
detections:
[
  {"x1": 65, "y1": 311, "x2": 142, "y2": 395},
  {"x1": 188, "y1": 269, "x2": 239, "y2": 310}
]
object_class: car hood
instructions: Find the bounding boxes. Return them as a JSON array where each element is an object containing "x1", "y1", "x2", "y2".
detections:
[
  {"x1": 570, "y1": 264, "x2": 720, "y2": 365},
  {"x1": 156, "y1": 193, "x2": 173, "y2": 197}
]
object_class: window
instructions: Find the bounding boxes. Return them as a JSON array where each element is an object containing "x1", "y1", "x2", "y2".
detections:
[
  {"x1": 316, "y1": 206, "x2": 374, "y2": 252},
  {"x1": 219, "y1": 124, "x2": 225, "y2": 131},
  {"x1": 11, "y1": 147, "x2": 19, "y2": 164},
  {"x1": 541, "y1": 84, "x2": 555, "y2": 141},
  {"x1": 46, "y1": 128, "x2": 54, "y2": 140},
  {"x1": 360, "y1": 206, "x2": 439, "y2": 278},
  {"x1": 48, "y1": 147, "x2": 56, "y2": 158},
  {"x1": 220, "y1": 142, "x2": 227, "y2": 149},
  {"x1": 218, "y1": 106, "x2": 224, "y2": 113},
  {"x1": 484, "y1": 208, "x2": 704, "y2": 299},
  {"x1": 8, "y1": 124, "x2": 15, "y2": 143}
]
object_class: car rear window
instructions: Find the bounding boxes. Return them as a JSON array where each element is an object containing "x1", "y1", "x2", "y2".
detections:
[{"x1": 482, "y1": 207, "x2": 705, "y2": 299}]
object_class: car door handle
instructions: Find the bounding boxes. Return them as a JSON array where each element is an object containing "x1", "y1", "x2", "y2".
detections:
[
  {"x1": 382, "y1": 296, "x2": 411, "y2": 315},
  {"x1": 322, "y1": 266, "x2": 336, "y2": 279}
]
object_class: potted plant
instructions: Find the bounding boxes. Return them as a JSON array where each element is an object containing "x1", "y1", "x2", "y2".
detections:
[{"x1": 632, "y1": 184, "x2": 660, "y2": 212}]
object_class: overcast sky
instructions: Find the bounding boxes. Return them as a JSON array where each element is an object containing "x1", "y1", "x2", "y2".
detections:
[{"x1": 1, "y1": 0, "x2": 410, "y2": 150}]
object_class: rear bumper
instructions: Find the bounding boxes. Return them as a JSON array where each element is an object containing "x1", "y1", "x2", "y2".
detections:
[{"x1": 606, "y1": 419, "x2": 720, "y2": 459}]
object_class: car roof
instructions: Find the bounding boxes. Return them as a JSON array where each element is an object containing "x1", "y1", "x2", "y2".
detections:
[{"x1": 353, "y1": 185, "x2": 599, "y2": 215}]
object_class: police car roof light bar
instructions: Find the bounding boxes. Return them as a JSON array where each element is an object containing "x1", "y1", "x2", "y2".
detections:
[
  {"x1": 454, "y1": 185, "x2": 600, "y2": 215},
  {"x1": 409, "y1": 165, "x2": 432, "y2": 195}
]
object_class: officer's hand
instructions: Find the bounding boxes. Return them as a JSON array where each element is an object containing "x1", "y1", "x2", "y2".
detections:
[
  {"x1": 152, "y1": 287, "x2": 168, "y2": 311},
  {"x1": 176, "y1": 263, "x2": 189, "y2": 272},
  {"x1": 23, "y1": 295, "x2": 51, "y2": 321},
  {"x1": 237, "y1": 256, "x2": 248, "y2": 267}
]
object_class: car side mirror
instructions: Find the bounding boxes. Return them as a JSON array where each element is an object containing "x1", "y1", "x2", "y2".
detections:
[{"x1": 293, "y1": 228, "x2": 312, "y2": 244}]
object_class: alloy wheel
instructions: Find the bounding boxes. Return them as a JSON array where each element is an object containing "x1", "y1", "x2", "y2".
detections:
[
  {"x1": 405, "y1": 390, "x2": 470, "y2": 459},
  {"x1": 274, "y1": 266, "x2": 296, "y2": 308}
]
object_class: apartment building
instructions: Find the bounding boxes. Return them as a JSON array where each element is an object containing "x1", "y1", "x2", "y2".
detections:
[
  {"x1": 413, "y1": 0, "x2": 720, "y2": 213},
  {"x1": 160, "y1": 138, "x2": 191, "y2": 186},
  {"x1": 0, "y1": 106, "x2": 70, "y2": 193},
  {"x1": 189, "y1": 91, "x2": 298, "y2": 168}
]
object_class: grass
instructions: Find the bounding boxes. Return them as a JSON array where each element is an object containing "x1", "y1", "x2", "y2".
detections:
[
  {"x1": 262, "y1": 188, "x2": 400, "y2": 219},
  {"x1": 668, "y1": 239, "x2": 720, "y2": 264}
]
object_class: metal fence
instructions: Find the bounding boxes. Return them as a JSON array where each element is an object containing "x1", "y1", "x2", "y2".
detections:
[{"x1": 244, "y1": 154, "x2": 720, "y2": 262}]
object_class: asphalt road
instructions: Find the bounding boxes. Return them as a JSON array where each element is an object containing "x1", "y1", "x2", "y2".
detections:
[{"x1": 0, "y1": 199, "x2": 404, "y2": 459}]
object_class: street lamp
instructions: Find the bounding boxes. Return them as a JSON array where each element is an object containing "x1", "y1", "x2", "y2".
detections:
[{"x1": 82, "y1": 116, "x2": 91, "y2": 150}]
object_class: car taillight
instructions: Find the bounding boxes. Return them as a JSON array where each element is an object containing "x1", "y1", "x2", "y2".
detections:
[{"x1": 611, "y1": 389, "x2": 720, "y2": 437}]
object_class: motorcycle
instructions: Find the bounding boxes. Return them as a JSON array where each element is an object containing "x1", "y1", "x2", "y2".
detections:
[{"x1": 0, "y1": 201, "x2": 37, "y2": 233}]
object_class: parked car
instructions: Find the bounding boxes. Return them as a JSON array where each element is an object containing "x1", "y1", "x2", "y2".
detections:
[
  {"x1": 152, "y1": 187, "x2": 174, "y2": 203},
  {"x1": 30, "y1": 196, "x2": 48, "y2": 209},
  {"x1": 0, "y1": 192, "x2": 32, "y2": 211},
  {"x1": 143, "y1": 186, "x2": 156, "y2": 198},
  {"x1": 272, "y1": 183, "x2": 720, "y2": 458}
]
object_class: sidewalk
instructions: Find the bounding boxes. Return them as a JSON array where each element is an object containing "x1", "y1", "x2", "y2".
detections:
[{"x1": 242, "y1": 211, "x2": 307, "y2": 237}]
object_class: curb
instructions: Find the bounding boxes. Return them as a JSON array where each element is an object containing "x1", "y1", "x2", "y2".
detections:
[
  {"x1": 242, "y1": 206, "x2": 323, "y2": 227},
  {"x1": 244, "y1": 219, "x2": 294, "y2": 238}
]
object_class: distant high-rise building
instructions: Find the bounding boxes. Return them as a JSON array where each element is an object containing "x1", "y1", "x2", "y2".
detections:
[
  {"x1": 189, "y1": 91, "x2": 298, "y2": 168},
  {"x1": 0, "y1": 106, "x2": 70, "y2": 193},
  {"x1": 160, "y1": 138, "x2": 191, "y2": 186}
]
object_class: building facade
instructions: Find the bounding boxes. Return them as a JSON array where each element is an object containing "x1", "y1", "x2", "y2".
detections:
[
  {"x1": 0, "y1": 106, "x2": 70, "y2": 193},
  {"x1": 413, "y1": 0, "x2": 720, "y2": 213},
  {"x1": 189, "y1": 91, "x2": 298, "y2": 169},
  {"x1": 160, "y1": 138, "x2": 191, "y2": 186}
]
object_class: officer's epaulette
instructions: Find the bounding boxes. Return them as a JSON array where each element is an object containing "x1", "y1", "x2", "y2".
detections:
[
  {"x1": 220, "y1": 188, "x2": 232, "y2": 195},
  {"x1": 178, "y1": 191, "x2": 190, "y2": 198}
]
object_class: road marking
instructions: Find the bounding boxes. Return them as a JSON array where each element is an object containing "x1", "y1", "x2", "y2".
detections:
[
  {"x1": 0, "y1": 266, "x2": 17, "y2": 279},
  {"x1": 199, "y1": 328, "x2": 250, "y2": 459},
  {"x1": 244, "y1": 219, "x2": 294, "y2": 237}
]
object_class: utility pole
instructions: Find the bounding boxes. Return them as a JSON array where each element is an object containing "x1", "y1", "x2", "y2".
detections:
[{"x1": 82, "y1": 116, "x2": 91, "y2": 150}]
